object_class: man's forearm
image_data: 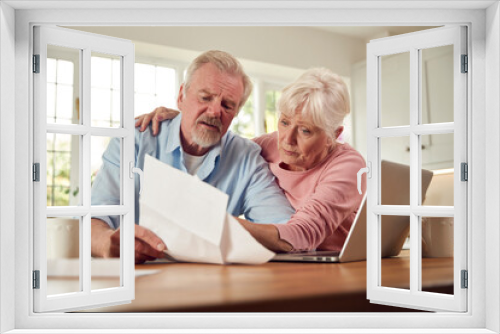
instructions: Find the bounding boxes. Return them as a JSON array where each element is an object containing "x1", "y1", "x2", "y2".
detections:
[
  {"x1": 236, "y1": 218, "x2": 293, "y2": 253},
  {"x1": 91, "y1": 218, "x2": 114, "y2": 258}
]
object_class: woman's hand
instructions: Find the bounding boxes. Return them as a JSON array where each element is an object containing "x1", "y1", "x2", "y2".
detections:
[
  {"x1": 134, "y1": 106, "x2": 180, "y2": 136},
  {"x1": 236, "y1": 217, "x2": 293, "y2": 253}
]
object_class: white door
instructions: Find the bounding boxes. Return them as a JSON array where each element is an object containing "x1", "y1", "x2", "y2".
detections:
[
  {"x1": 33, "y1": 26, "x2": 135, "y2": 312},
  {"x1": 366, "y1": 26, "x2": 467, "y2": 312}
]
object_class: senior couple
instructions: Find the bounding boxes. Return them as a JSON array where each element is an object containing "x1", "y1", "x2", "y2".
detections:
[{"x1": 91, "y1": 50, "x2": 366, "y2": 263}]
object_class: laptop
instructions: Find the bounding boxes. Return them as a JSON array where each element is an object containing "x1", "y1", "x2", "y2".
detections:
[{"x1": 271, "y1": 160, "x2": 434, "y2": 263}]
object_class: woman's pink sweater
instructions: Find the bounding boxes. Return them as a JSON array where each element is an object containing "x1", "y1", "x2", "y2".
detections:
[{"x1": 254, "y1": 132, "x2": 366, "y2": 251}]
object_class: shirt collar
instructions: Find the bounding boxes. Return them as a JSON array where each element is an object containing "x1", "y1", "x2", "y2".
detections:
[{"x1": 165, "y1": 113, "x2": 227, "y2": 159}]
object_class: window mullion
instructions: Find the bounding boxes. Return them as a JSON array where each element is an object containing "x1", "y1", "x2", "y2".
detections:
[
  {"x1": 81, "y1": 47, "x2": 92, "y2": 294},
  {"x1": 409, "y1": 47, "x2": 420, "y2": 296}
]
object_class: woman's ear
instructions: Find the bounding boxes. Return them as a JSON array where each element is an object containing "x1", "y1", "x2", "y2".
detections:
[{"x1": 335, "y1": 126, "x2": 344, "y2": 140}]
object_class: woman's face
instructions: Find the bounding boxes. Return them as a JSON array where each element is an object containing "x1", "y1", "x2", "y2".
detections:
[{"x1": 277, "y1": 110, "x2": 335, "y2": 171}]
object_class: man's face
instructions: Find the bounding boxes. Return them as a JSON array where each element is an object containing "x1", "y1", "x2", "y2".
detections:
[{"x1": 177, "y1": 63, "x2": 244, "y2": 154}]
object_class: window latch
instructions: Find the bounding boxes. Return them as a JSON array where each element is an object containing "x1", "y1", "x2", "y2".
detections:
[
  {"x1": 357, "y1": 162, "x2": 371, "y2": 195},
  {"x1": 129, "y1": 162, "x2": 144, "y2": 195}
]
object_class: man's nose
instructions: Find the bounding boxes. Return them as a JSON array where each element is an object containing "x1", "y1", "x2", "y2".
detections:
[{"x1": 206, "y1": 100, "x2": 222, "y2": 118}]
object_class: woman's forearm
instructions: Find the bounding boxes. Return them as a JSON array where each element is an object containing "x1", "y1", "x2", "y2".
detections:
[{"x1": 236, "y1": 217, "x2": 293, "y2": 253}]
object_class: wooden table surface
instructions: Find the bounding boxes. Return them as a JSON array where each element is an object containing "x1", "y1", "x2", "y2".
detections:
[{"x1": 80, "y1": 252, "x2": 453, "y2": 313}]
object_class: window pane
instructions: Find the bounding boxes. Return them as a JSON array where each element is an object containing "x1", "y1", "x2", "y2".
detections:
[
  {"x1": 91, "y1": 56, "x2": 112, "y2": 88},
  {"x1": 112, "y1": 58, "x2": 121, "y2": 89},
  {"x1": 112, "y1": 89, "x2": 121, "y2": 127},
  {"x1": 47, "y1": 83, "x2": 56, "y2": 120},
  {"x1": 265, "y1": 90, "x2": 281, "y2": 133},
  {"x1": 421, "y1": 133, "x2": 454, "y2": 206},
  {"x1": 91, "y1": 87, "x2": 112, "y2": 127},
  {"x1": 91, "y1": 216, "x2": 122, "y2": 291},
  {"x1": 135, "y1": 63, "x2": 156, "y2": 94},
  {"x1": 229, "y1": 92, "x2": 254, "y2": 139},
  {"x1": 421, "y1": 216, "x2": 454, "y2": 295},
  {"x1": 47, "y1": 216, "x2": 82, "y2": 296},
  {"x1": 46, "y1": 133, "x2": 80, "y2": 207},
  {"x1": 91, "y1": 136, "x2": 121, "y2": 205},
  {"x1": 135, "y1": 93, "x2": 156, "y2": 117},
  {"x1": 381, "y1": 137, "x2": 410, "y2": 206},
  {"x1": 380, "y1": 215, "x2": 410, "y2": 290},
  {"x1": 47, "y1": 58, "x2": 57, "y2": 83},
  {"x1": 155, "y1": 66, "x2": 177, "y2": 109},
  {"x1": 91, "y1": 53, "x2": 121, "y2": 128},
  {"x1": 421, "y1": 45, "x2": 454, "y2": 124},
  {"x1": 56, "y1": 84, "x2": 74, "y2": 122},
  {"x1": 57, "y1": 60, "x2": 74, "y2": 85},
  {"x1": 381, "y1": 52, "x2": 410, "y2": 127},
  {"x1": 47, "y1": 45, "x2": 78, "y2": 125}
]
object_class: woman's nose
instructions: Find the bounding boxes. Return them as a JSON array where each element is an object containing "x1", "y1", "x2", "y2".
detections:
[{"x1": 284, "y1": 128, "x2": 296, "y2": 144}]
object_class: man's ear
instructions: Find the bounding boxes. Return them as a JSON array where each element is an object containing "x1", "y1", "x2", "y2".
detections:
[{"x1": 177, "y1": 84, "x2": 185, "y2": 106}]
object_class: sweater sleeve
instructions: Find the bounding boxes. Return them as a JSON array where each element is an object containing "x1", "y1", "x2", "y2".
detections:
[{"x1": 274, "y1": 150, "x2": 366, "y2": 251}]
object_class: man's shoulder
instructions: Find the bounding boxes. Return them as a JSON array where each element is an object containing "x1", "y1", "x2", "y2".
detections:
[
  {"x1": 222, "y1": 132, "x2": 265, "y2": 165},
  {"x1": 224, "y1": 131, "x2": 262, "y2": 153},
  {"x1": 135, "y1": 119, "x2": 175, "y2": 142}
]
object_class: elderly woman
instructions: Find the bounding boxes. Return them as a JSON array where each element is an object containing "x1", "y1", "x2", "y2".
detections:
[{"x1": 136, "y1": 68, "x2": 366, "y2": 253}]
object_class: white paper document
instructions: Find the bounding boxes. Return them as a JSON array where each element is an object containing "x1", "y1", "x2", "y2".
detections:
[{"x1": 139, "y1": 155, "x2": 275, "y2": 265}]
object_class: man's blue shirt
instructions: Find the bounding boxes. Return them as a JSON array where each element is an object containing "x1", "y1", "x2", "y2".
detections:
[{"x1": 91, "y1": 114, "x2": 295, "y2": 229}]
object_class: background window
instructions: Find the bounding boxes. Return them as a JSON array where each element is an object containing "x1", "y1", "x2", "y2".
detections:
[
  {"x1": 134, "y1": 63, "x2": 177, "y2": 117},
  {"x1": 91, "y1": 55, "x2": 121, "y2": 127},
  {"x1": 264, "y1": 89, "x2": 281, "y2": 134},
  {"x1": 229, "y1": 92, "x2": 255, "y2": 139}
]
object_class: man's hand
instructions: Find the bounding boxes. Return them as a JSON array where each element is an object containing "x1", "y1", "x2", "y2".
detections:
[
  {"x1": 134, "y1": 106, "x2": 180, "y2": 136},
  {"x1": 91, "y1": 219, "x2": 167, "y2": 264}
]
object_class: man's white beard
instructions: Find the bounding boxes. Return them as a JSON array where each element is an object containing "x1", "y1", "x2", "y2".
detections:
[{"x1": 192, "y1": 125, "x2": 222, "y2": 148}]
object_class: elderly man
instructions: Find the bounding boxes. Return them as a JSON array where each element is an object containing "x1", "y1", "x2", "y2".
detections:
[{"x1": 90, "y1": 50, "x2": 294, "y2": 263}]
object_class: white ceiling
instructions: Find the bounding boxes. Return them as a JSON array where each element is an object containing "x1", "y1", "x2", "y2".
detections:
[{"x1": 312, "y1": 26, "x2": 439, "y2": 41}]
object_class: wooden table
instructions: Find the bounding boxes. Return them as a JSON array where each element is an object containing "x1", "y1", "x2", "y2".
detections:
[{"x1": 81, "y1": 252, "x2": 453, "y2": 313}]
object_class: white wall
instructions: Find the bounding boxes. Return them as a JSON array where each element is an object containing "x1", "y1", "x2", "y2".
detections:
[
  {"x1": 0, "y1": 2, "x2": 16, "y2": 333},
  {"x1": 69, "y1": 26, "x2": 367, "y2": 77}
]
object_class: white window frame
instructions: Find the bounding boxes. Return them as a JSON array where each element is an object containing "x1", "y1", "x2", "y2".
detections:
[
  {"x1": 32, "y1": 25, "x2": 136, "y2": 313},
  {"x1": 366, "y1": 26, "x2": 467, "y2": 312},
  {"x1": 1, "y1": 2, "x2": 498, "y2": 333}
]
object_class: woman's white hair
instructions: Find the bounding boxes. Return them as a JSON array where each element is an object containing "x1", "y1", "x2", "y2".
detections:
[
  {"x1": 278, "y1": 68, "x2": 350, "y2": 140},
  {"x1": 184, "y1": 50, "x2": 253, "y2": 110}
]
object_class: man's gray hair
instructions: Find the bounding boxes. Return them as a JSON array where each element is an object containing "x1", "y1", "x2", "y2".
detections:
[
  {"x1": 184, "y1": 50, "x2": 253, "y2": 110},
  {"x1": 277, "y1": 68, "x2": 350, "y2": 140}
]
